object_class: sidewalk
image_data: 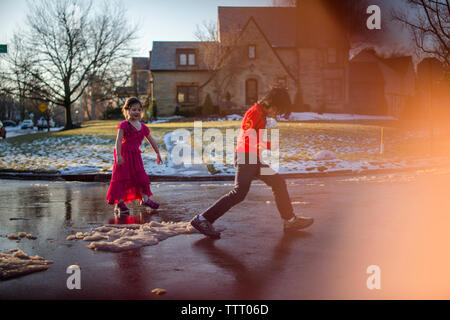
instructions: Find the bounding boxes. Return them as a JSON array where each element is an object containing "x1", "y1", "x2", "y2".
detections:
[{"x1": 1, "y1": 162, "x2": 449, "y2": 182}]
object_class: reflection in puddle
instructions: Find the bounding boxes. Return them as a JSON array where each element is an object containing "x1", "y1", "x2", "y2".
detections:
[{"x1": 108, "y1": 212, "x2": 154, "y2": 225}]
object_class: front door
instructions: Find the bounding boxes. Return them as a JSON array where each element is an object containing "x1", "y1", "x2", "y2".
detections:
[{"x1": 245, "y1": 79, "x2": 258, "y2": 106}]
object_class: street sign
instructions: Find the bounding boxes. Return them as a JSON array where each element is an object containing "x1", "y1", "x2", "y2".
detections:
[
  {"x1": 38, "y1": 103, "x2": 48, "y2": 113},
  {"x1": 0, "y1": 45, "x2": 7, "y2": 53}
]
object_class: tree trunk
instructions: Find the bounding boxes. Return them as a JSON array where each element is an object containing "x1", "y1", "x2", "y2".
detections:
[
  {"x1": 64, "y1": 102, "x2": 73, "y2": 130},
  {"x1": 91, "y1": 95, "x2": 95, "y2": 120}
]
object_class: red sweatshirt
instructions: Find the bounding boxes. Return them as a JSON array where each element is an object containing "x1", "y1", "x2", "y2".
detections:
[{"x1": 235, "y1": 103, "x2": 271, "y2": 156}]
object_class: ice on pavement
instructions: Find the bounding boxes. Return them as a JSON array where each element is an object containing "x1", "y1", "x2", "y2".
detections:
[
  {"x1": 0, "y1": 249, "x2": 53, "y2": 280},
  {"x1": 68, "y1": 221, "x2": 201, "y2": 252}
]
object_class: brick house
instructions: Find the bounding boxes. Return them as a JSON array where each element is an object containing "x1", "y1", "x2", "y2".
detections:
[
  {"x1": 350, "y1": 49, "x2": 415, "y2": 117},
  {"x1": 149, "y1": 42, "x2": 210, "y2": 116},
  {"x1": 415, "y1": 58, "x2": 450, "y2": 120},
  {"x1": 148, "y1": 2, "x2": 351, "y2": 116}
]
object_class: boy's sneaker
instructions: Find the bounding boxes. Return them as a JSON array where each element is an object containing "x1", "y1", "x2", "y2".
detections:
[
  {"x1": 284, "y1": 215, "x2": 314, "y2": 231},
  {"x1": 190, "y1": 215, "x2": 221, "y2": 239},
  {"x1": 114, "y1": 202, "x2": 130, "y2": 215},
  {"x1": 140, "y1": 199, "x2": 159, "y2": 209}
]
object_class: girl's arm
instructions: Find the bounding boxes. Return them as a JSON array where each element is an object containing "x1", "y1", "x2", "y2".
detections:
[
  {"x1": 115, "y1": 128, "x2": 124, "y2": 165},
  {"x1": 145, "y1": 134, "x2": 162, "y2": 164}
]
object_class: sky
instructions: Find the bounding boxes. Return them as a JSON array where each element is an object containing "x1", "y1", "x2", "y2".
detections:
[
  {"x1": 0, "y1": 0, "x2": 417, "y2": 62},
  {"x1": 0, "y1": 0, "x2": 274, "y2": 57}
]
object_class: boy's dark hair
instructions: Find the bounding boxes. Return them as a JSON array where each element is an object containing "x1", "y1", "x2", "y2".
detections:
[
  {"x1": 258, "y1": 86, "x2": 292, "y2": 117},
  {"x1": 122, "y1": 97, "x2": 143, "y2": 120}
]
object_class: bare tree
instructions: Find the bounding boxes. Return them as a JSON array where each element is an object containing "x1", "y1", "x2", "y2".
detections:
[
  {"x1": 393, "y1": 0, "x2": 449, "y2": 73},
  {"x1": 81, "y1": 66, "x2": 130, "y2": 120},
  {"x1": 1, "y1": 0, "x2": 137, "y2": 129},
  {"x1": 194, "y1": 20, "x2": 243, "y2": 109}
]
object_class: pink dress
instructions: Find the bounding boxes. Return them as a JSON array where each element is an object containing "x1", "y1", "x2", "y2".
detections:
[{"x1": 106, "y1": 121, "x2": 152, "y2": 204}]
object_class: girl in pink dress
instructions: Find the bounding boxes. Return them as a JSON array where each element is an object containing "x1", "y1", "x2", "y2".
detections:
[{"x1": 106, "y1": 97, "x2": 162, "y2": 215}]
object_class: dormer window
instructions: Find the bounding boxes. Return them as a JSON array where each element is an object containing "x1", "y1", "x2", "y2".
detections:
[
  {"x1": 249, "y1": 45, "x2": 256, "y2": 59},
  {"x1": 179, "y1": 54, "x2": 187, "y2": 65},
  {"x1": 188, "y1": 53, "x2": 195, "y2": 65},
  {"x1": 177, "y1": 49, "x2": 197, "y2": 66}
]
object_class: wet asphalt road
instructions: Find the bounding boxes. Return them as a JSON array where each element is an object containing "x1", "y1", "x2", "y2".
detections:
[{"x1": 1, "y1": 167, "x2": 450, "y2": 299}]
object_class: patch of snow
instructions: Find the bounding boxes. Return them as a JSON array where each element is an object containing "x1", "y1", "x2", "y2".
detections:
[
  {"x1": 225, "y1": 114, "x2": 243, "y2": 121},
  {"x1": 285, "y1": 112, "x2": 397, "y2": 121},
  {"x1": 5, "y1": 126, "x2": 64, "y2": 138},
  {"x1": 0, "y1": 249, "x2": 53, "y2": 280},
  {"x1": 312, "y1": 150, "x2": 337, "y2": 160},
  {"x1": 68, "y1": 221, "x2": 199, "y2": 252},
  {"x1": 60, "y1": 166, "x2": 102, "y2": 174},
  {"x1": 216, "y1": 114, "x2": 243, "y2": 121},
  {"x1": 149, "y1": 116, "x2": 184, "y2": 124},
  {"x1": 266, "y1": 117, "x2": 278, "y2": 128}
]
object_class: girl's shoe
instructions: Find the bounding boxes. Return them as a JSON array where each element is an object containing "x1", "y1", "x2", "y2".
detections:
[
  {"x1": 141, "y1": 199, "x2": 159, "y2": 209},
  {"x1": 114, "y1": 202, "x2": 130, "y2": 215}
]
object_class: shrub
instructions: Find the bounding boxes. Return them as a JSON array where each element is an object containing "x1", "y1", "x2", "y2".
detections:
[
  {"x1": 175, "y1": 106, "x2": 199, "y2": 117},
  {"x1": 202, "y1": 93, "x2": 215, "y2": 116},
  {"x1": 293, "y1": 89, "x2": 308, "y2": 112},
  {"x1": 103, "y1": 105, "x2": 123, "y2": 120},
  {"x1": 150, "y1": 99, "x2": 158, "y2": 121}
]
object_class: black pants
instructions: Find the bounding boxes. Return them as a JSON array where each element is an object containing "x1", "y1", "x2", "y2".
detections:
[{"x1": 201, "y1": 161, "x2": 295, "y2": 223}]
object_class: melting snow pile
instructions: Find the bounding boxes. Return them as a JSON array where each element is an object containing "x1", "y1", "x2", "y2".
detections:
[
  {"x1": 0, "y1": 249, "x2": 53, "y2": 280},
  {"x1": 67, "y1": 221, "x2": 198, "y2": 252},
  {"x1": 163, "y1": 131, "x2": 210, "y2": 175}
]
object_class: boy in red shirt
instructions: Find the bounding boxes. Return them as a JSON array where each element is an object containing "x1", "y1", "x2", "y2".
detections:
[{"x1": 190, "y1": 87, "x2": 313, "y2": 239}]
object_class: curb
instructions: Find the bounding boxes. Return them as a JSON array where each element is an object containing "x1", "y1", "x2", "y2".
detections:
[{"x1": 0, "y1": 163, "x2": 449, "y2": 183}]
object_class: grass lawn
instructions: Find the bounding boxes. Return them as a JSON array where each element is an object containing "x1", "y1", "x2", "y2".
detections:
[{"x1": 1, "y1": 119, "x2": 450, "y2": 174}]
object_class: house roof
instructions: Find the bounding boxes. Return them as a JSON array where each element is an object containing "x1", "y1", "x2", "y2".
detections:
[
  {"x1": 417, "y1": 57, "x2": 446, "y2": 79},
  {"x1": 349, "y1": 62, "x2": 385, "y2": 84},
  {"x1": 380, "y1": 56, "x2": 413, "y2": 76},
  {"x1": 218, "y1": 6, "x2": 296, "y2": 47},
  {"x1": 352, "y1": 49, "x2": 413, "y2": 76},
  {"x1": 150, "y1": 41, "x2": 210, "y2": 71}
]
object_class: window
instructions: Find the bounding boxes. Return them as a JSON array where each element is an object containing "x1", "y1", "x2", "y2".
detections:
[
  {"x1": 324, "y1": 79, "x2": 343, "y2": 101},
  {"x1": 245, "y1": 79, "x2": 258, "y2": 105},
  {"x1": 188, "y1": 53, "x2": 196, "y2": 65},
  {"x1": 249, "y1": 45, "x2": 256, "y2": 59},
  {"x1": 177, "y1": 49, "x2": 197, "y2": 66},
  {"x1": 327, "y1": 48, "x2": 337, "y2": 64},
  {"x1": 179, "y1": 54, "x2": 187, "y2": 65},
  {"x1": 177, "y1": 86, "x2": 198, "y2": 104}
]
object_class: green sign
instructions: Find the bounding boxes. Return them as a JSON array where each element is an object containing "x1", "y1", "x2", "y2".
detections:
[{"x1": 0, "y1": 45, "x2": 7, "y2": 53}]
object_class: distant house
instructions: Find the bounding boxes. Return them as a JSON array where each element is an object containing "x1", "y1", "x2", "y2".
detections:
[
  {"x1": 148, "y1": 2, "x2": 351, "y2": 116},
  {"x1": 349, "y1": 61, "x2": 387, "y2": 115},
  {"x1": 415, "y1": 58, "x2": 450, "y2": 120},
  {"x1": 350, "y1": 49, "x2": 415, "y2": 117},
  {"x1": 116, "y1": 57, "x2": 151, "y2": 101},
  {"x1": 150, "y1": 42, "x2": 210, "y2": 116}
]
